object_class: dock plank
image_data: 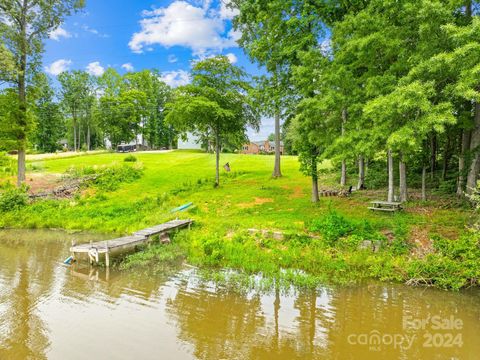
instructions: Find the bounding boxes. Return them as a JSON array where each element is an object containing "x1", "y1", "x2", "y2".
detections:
[
  {"x1": 70, "y1": 235, "x2": 147, "y2": 252},
  {"x1": 69, "y1": 219, "x2": 193, "y2": 261}
]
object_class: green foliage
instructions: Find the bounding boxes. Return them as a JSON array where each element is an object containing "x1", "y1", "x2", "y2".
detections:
[
  {"x1": 0, "y1": 153, "x2": 16, "y2": 176},
  {"x1": 121, "y1": 242, "x2": 185, "y2": 270},
  {"x1": 309, "y1": 209, "x2": 353, "y2": 244},
  {"x1": 33, "y1": 73, "x2": 65, "y2": 153},
  {"x1": 65, "y1": 163, "x2": 143, "y2": 191},
  {"x1": 94, "y1": 164, "x2": 143, "y2": 191},
  {"x1": 0, "y1": 0, "x2": 85, "y2": 184},
  {"x1": 0, "y1": 185, "x2": 28, "y2": 212},
  {"x1": 58, "y1": 70, "x2": 97, "y2": 150},
  {"x1": 124, "y1": 154, "x2": 137, "y2": 162}
]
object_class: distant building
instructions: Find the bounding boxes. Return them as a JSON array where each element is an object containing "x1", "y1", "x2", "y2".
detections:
[
  {"x1": 116, "y1": 133, "x2": 149, "y2": 152},
  {"x1": 241, "y1": 140, "x2": 284, "y2": 155},
  {"x1": 177, "y1": 132, "x2": 202, "y2": 150}
]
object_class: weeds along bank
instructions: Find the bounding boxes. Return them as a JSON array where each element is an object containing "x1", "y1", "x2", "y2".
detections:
[{"x1": 0, "y1": 151, "x2": 477, "y2": 290}]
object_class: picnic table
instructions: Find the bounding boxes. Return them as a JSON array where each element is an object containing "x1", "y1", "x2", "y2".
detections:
[{"x1": 368, "y1": 200, "x2": 402, "y2": 212}]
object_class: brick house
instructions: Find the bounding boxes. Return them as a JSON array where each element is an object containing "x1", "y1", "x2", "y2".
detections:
[{"x1": 241, "y1": 140, "x2": 284, "y2": 155}]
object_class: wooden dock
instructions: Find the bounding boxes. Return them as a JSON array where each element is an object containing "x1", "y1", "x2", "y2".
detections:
[{"x1": 69, "y1": 219, "x2": 192, "y2": 267}]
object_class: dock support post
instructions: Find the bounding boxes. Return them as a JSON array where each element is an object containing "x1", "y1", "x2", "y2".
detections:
[
  {"x1": 71, "y1": 240, "x2": 76, "y2": 263},
  {"x1": 105, "y1": 242, "x2": 110, "y2": 268}
]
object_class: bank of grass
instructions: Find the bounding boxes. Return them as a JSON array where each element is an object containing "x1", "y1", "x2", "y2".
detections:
[{"x1": 0, "y1": 150, "x2": 476, "y2": 290}]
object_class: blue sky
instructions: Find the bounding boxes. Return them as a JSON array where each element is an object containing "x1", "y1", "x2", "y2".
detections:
[{"x1": 43, "y1": 0, "x2": 274, "y2": 140}]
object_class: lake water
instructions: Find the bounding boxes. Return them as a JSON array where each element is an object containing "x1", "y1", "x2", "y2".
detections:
[{"x1": 0, "y1": 229, "x2": 479, "y2": 360}]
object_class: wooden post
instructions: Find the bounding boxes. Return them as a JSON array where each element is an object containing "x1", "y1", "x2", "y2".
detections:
[
  {"x1": 105, "y1": 242, "x2": 110, "y2": 268},
  {"x1": 71, "y1": 240, "x2": 76, "y2": 263}
]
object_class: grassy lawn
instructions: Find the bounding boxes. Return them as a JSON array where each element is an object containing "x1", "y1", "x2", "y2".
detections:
[
  {"x1": 0, "y1": 150, "x2": 477, "y2": 289},
  {"x1": 1, "y1": 150, "x2": 468, "y2": 235}
]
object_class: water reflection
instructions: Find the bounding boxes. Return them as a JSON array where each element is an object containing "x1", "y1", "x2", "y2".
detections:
[{"x1": 0, "y1": 229, "x2": 479, "y2": 360}]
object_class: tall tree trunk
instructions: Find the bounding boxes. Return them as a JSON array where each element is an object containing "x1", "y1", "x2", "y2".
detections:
[
  {"x1": 340, "y1": 108, "x2": 347, "y2": 186},
  {"x1": 311, "y1": 156, "x2": 319, "y2": 203},
  {"x1": 215, "y1": 130, "x2": 220, "y2": 187},
  {"x1": 357, "y1": 155, "x2": 365, "y2": 190},
  {"x1": 72, "y1": 107, "x2": 77, "y2": 151},
  {"x1": 422, "y1": 166, "x2": 427, "y2": 201},
  {"x1": 78, "y1": 122, "x2": 81, "y2": 151},
  {"x1": 430, "y1": 134, "x2": 437, "y2": 180},
  {"x1": 16, "y1": 6, "x2": 27, "y2": 187},
  {"x1": 387, "y1": 149, "x2": 394, "y2": 202},
  {"x1": 272, "y1": 110, "x2": 282, "y2": 178},
  {"x1": 466, "y1": 103, "x2": 480, "y2": 195},
  {"x1": 17, "y1": 150, "x2": 26, "y2": 187},
  {"x1": 399, "y1": 152, "x2": 408, "y2": 202},
  {"x1": 442, "y1": 135, "x2": 451, "y2": 181},
  {"x1": 457, "y1": 130, "x2": 471, "y2": 195},
  {"x1": 87, "y1": 124, "x2": 91, "y2": 151},
  {"x1": 73, "y1": 123, "x2": 76, "y2": 151}
]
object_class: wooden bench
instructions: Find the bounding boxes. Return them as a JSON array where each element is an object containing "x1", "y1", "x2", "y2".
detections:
[{"x1": 368, "y1": 200, "x2": 402, "y2": 212}]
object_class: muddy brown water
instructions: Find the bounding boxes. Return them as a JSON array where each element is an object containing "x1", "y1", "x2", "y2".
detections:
[{"x1": 0, "y1": 229, "x2": 479, "y2": 360}]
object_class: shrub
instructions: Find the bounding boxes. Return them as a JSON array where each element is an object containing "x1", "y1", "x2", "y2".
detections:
[
  {"x1": 64, "y1": 163, "x2": 143, "y2": 192},
  {"x1": 309, "y1": 209, "x2": 353, "y2": 244},
  {"x1": 0, "y1": 186, "x2": 28, "y2": 212},
  {"x1": 94, "y1": 164, "x2": 143, "y2": 191},
  {"x1": 124, "y1": 154, "x2": 137, "y2": 162}
]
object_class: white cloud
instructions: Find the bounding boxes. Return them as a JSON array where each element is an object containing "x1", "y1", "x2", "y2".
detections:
[
  {"x1": 129, "y1": 1, "x2": 238, "y2": 56},
  {"x1": 160, "y1": 70, "x2": 190, "y2": 88},
  {"x1": 44, "y1": 59, "x2": 72, "y2": 75},
  {"x1": 121, "y1": 63, "x2": 134, "y2": 72},
  {"x1": 219, "y1": 0, "x2": 239, "y2": 20},
  {"x1": 225, "y1": 52, "x2": 237, "y2": 64},
  {"x1": 50, "y1": 26, "x2": 72, "y2": 41},
  {"x1": 168, "y1": 54, "x2": 178, "y2": 63},
  {"x1": 86, "y1": 61, "x2": 105, "y2": 76},
  {"x1": 81, "y1": 24, "x2": 109, "y2": 38}
]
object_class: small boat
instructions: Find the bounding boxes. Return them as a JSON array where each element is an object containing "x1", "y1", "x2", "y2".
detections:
[{"x1": 171, "y1": 202, "x2": 193, "y2": 213}]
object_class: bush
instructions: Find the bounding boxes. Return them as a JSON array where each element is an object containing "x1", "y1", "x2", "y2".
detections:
[
  {"x1": 64, "y1": 163, "x2": 144, "y2": 192},
  {"x1": 309, "y1": 209, "x2": 353, "y2": 244},
  {"x1": 0, "y1": 186, "x2": 28, "y2": 212},
  {"x1": 94, "y1": 164, "x2": 143, "y2": 191},
  {"x1": 124, "y1": 154, "x2": 137, "y2": 162}
]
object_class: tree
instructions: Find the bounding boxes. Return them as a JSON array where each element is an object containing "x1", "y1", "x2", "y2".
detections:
[
  {"x1": 364, "y1": 82, "x2": 456, "y2": 201},
  {"x1": 123, "y1": 70, "x2": 173, "y2": 149},
  {"x1": 288, "y1": 107, "x2": 322, "y2": 202},
  {"x1": 0, "y1": 0, "x2": 85, "y2": 186},
  {"x1": 166, "y1": 56, "x2": 258, "y2": 187},
  {"x1": 233, "y1": 0, "x2": 324, "y2": 178},
  {"x1": 32, "y1": 74, "x2": 64, "y2": 153},
  {"x1": 58, "y1": 70, "x2": 94, "y2": 151},
  {"x1": 96, "y1": 68, "x2": 151, "y2": 148}
]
